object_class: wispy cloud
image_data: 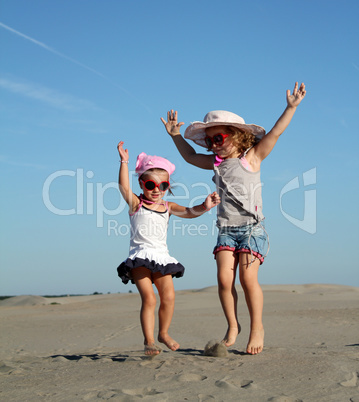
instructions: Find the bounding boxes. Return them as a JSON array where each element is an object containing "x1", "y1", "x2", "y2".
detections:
[
  {"x1": 0, "y1": 77, "x2": 100, "y2": 111},
  {"x1": 0, "y1": 22, "x2": 107, "y2": 79},
  {"x1": 0, "y1": 22, "x2": 151, "y2": 112}
]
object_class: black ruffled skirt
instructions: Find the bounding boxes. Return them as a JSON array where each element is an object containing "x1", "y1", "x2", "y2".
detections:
[{"x1": 117, "y1": 257, "x2": 185, "y2": 284}]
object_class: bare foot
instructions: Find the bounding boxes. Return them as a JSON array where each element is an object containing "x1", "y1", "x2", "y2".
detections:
[
  {"x1": 246, "y1": 328, "x2": 264, "y2": 355},
  {"x1": 222, "y1": 323, "x2": 241, "y2": 347},
  {"x1": 144, "y1": 343, "x2": 162, "y2": 356},
  {"x1": 158, "y1": 334, "x2": 180, "y2": 351}
]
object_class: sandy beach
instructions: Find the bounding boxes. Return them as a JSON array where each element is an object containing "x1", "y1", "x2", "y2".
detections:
[{"x1": 1, "y1": 284, "x2": 358, "y2": 401}]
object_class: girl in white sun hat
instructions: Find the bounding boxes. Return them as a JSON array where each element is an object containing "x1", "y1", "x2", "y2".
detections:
[{"x1": 161, "y1": 82, "x2": 306, "y2": 355}]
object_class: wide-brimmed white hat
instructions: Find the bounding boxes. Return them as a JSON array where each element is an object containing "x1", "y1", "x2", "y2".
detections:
[{"x1": 184, "y1": 110, "x2": 266, "y2": 148}]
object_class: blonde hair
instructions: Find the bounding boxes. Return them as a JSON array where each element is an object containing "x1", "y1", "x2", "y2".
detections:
[{"x1": 226, "y1": 126, "x2": 258, "y2": 154}]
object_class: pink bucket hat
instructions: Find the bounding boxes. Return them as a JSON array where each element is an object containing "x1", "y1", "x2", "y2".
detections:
[
  {"x1": 184, "y1": 110, "x2": 266, "y2": 148},
  {"x1": 135, "y1": 152, "x2": 175, "y2": 177}
]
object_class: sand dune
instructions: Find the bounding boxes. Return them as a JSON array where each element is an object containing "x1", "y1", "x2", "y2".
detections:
[{"x1": 0, "y1": 284, "x2": 358, "y2": 401}]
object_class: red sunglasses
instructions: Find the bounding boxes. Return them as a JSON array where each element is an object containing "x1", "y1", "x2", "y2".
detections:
[
  {"x1": 141, "y1": 179, "x2": 170, "y2": 191},
  {"x1": 205, "y1": 133, "x2": 230, "y2": 149}
]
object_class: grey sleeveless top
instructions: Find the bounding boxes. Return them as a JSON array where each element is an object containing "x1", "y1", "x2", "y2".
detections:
[{"x1": 212, "y1": 157, "x2": 264, "y2": 228}]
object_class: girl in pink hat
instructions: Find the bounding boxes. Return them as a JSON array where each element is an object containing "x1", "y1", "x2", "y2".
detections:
[
  {"x1": 161, "y1": 82, "x2": 306, "y2": 355},
  {"x1": 117, "y1": 142, "x2": 220, "y2": 356}
]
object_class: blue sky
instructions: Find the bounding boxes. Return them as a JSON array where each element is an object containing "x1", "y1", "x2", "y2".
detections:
[{"x1": 1, "y1": 0, "x2": 358, "y2": 296}]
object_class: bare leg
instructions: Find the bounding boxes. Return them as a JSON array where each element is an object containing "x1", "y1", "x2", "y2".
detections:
[
  {"x1": 238, "y1": 253, "x2": 264, "y2": 355},
  {"x1": 153, "y1": 272, "x2": 180, "y2": 351},
  {"x1": 216, "y1": 250, "x2": 241, "y2": 347},
  {"x1": 132, "y1": 267, "x2": 161, "y2": 356}
]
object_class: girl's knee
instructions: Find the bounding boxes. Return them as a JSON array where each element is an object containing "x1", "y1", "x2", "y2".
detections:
[
  {"x1": 217, "y1": 273, "x2": 235, "y2": 292},
  {"x1": 160, "y1": 290, "x2": 175, "y2": 306},
  {"x1": 218, "y1": 281, "x2": 232, "y2": 293},
  {"x1": 240, "y1": 274, "x2": 260, "y2": 292},
  {"x1": 142, "y1": 292, "x2": 157, "y2": 309},
  {"x1": 154, "y1": 274, "x2": 176, "y2": 305}
]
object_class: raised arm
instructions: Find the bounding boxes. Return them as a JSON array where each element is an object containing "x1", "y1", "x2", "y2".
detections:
[
  {"x1": 169, "y1": 191, "x2": 220, "y2": 218},
  {"x1": 252, "y1": 82, "x2": 306, "y2": 163},
  {"x1": 117, "y1": 141, "x2": 139, "y2": 212},
  {"x1": 161, "y1": 110, "x2": 214, "y2": 170}
]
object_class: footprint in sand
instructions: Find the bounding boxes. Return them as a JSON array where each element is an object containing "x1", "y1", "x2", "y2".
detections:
[
  {"x1": 215, "y1": 376, "x2": 256, "y2": 391},
  {"x1": 175, "y1": 372, "x2": 207, "y2": 382},
  {"x1": 120, "y1": 387, "x2": 163, "y2": 397},
  {"x1": 50, "y1": 356, "x2": 69, "y2": 363},
  {"x1": 240, "y1": 379, "x2": 255, "y2": 389},
  {"x1": 267, "y1": 397, "x2": 303, "y2": 402},
  {"x1": 85, "y1": 387, "x2": 164, "y2": 400},
  {"x1": 198, "y1": 395, "x2": 216, "y2": 401},
  {"x1": 0, "y1": 362, "x2": 14, "y2": 374},
  {"x1": 214, "y1": 379, "x2": 238, "y2": 390},
  {"x1": 340, "y1": 371, "x2": 359, "y2": 387}
]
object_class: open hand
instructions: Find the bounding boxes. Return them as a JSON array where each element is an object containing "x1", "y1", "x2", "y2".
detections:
[
  {"x1": 160, "y1": 110, "x2": 184, "y2": 136},
  {"x1": 117, "y1": 141, "x2": 129, "y2": 162},
  {"x1": 287, "y1": 82, "x2": 306, "y2": 108}
]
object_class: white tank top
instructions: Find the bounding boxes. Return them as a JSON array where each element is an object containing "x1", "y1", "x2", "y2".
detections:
[{"x1": 129, "y1": 201, "x2": 170, "y2": 254}]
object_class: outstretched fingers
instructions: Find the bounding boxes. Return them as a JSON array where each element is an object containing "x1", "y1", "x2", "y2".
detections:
[
  {"x1": 167, "y1": 109, "x2": 177, "y2": 122},
  {"x1": 298, "y1": 82, "x2": 306, "y2": 97},
  {"x1": 293, "y1": 82, "x2": 306, "y2": 98},
  {"x1": 160, "y1": 110, "x2": 184, "y2": 135},
  {"x1": 293, "y1": 81, "x2": 299, "y2": 94},
  {"x1": 287, "y1": 81, "x2": 306, "y2": 107}
]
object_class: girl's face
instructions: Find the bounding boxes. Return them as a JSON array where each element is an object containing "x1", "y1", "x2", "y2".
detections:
[
  {"x1": 205, "y1": 126, "x2": 239, "y2": 159},
  {"x1": 140, "y1": 170, "x2": 170, "y2": 203}
]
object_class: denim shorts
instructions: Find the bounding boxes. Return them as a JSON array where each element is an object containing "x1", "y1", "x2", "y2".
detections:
[{"x1": 213, "y1": 223, "x2": 268, "y2": 264}]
